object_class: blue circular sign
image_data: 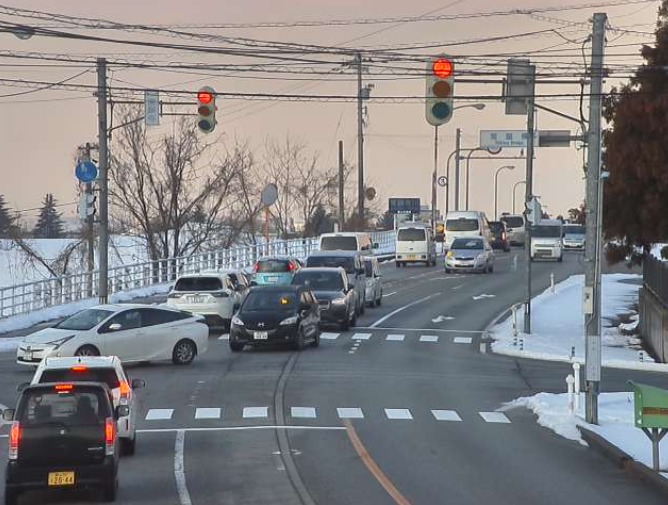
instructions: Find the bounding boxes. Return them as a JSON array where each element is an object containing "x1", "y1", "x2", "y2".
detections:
[{"x1": 75, "y1": 161, "x2": 98, "y2": 183}]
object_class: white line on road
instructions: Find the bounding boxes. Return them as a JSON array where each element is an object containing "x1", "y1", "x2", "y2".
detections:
[
  {"x1": 356, "y1": 326, "x2": 484, "y2": 334},
  {"x1": 195, "y1": 408, "x2": 221, "y2": 420},
  {"x1": 432, "y1": 410, "x2": 462, "y2": 422},
  {"x1": 385, "y1": 408, "x2": 413, "y2": 420},
  {"x1": 243, "y1": 407, "x2": 269, "y2": 418},
  {"x1": 370, "y1": 293, "x2": 441, "y2": 328},
  {"x1": 146, "y1": 409, "x2": 174, "y2": 421},
  {"x1": 385, "y1": 334, "x2": 405, "y2": 341},
  {"x1": 139, "y1": 425, "x2": 347, "y2": 434},
  {"x1": 452, "y1": 284, "x2": 464, "y2": 290},
  {"x1": 383, "y1": 292, "x2": 397, "y2": 297},
  {"x1": 419, "y1": 335, "x2": 439, "y2": 343},
  {"x1": 479, "y1": 412, "x2": 511, "y2": 424},
  {"x1": 454, "y1": 337, "x2": 473, "y2": 344},
  {"x1": 174, "y1": 430, "x2": 193, "y2": 505}
]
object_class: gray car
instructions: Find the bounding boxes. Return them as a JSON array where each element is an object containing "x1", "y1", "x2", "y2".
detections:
[{"x1": 444, "y1": 237, "x2": 495, "y2": 273}]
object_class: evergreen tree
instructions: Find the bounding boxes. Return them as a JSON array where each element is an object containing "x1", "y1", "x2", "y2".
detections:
[
  {"x1": 304, "y1": 204, "x2": 334, "y2": 237},
  {"x1": 0, "y1": 194, "x2": 15, "y2": 238},
  {"x1": 33, "y1": 193, "x2": 64, "y2": 238},
  {"x1": 602, "y1": 1, "x2": 668, "y2": 252}
]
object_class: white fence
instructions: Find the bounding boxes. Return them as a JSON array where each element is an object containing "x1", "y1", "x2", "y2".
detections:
[{"x1": 0, "y1": 231, "x2": 396, "y2": 319}]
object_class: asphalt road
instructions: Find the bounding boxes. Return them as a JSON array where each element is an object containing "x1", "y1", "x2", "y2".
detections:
[{"x1": 0, "y1": 249, "x2": 665, "y2": 504}]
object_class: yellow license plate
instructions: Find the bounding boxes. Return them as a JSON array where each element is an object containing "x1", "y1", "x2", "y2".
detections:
[
  {"x1": 48, "y1": 471, "x2": 75, "y2": 486},
  {"x1": 407, "y1": 255, "x2": 417, "y2": 260}
]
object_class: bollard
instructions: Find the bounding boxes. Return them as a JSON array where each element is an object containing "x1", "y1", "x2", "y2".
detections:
[
  {"x1": 639, "y1": 351, "x2": 644, "y2": 362},
  {"x1": 570, "y1": 346, "x2": 575, "y2": 360},
  {"x1": 519, "y1": 338, "x2": 524, "y2": 351},
  {"x1": 550, "y1": 272, "x2": 555, "y2": 293},
  {"x1": 566, "y1": 374, "x2": 575, "y2": 413},
  {"x1": 573, "y1": 362, "x2": 581, "y2": 411}
]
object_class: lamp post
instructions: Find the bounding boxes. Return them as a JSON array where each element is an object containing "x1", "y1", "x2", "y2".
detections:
[
  {"x1": 494, "y1": 165, "x2": 515, "y2": 220},
  {"x1": 512, "y1": 180, "x2": 526, "y2": 214}
]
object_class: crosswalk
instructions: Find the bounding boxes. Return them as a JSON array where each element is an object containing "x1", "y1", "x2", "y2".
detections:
[
  {"x1": 142, "y1": 406, "x2": 512, "y2": 424},
  {"x1": 319, "y1": 332, "x2": 474, "y2": 344}
]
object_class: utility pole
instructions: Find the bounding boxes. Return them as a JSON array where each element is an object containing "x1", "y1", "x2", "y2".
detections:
[
  {"x1": 338, "y1": 140, "x2": 345, "y2": 231},
  {"x1": 454, "y1": 128, "x2": 461, "y2": 211},
  {"x1": 97, "y1": 58, "x2": 109, "y2": 304},
  {"x1": 356, "y1": 51, "x2": 365, "y2": 224},
  {"x1": 83, "y1": 143, "x2": 95, "y2": 288},
  {"x1": 431, "y1": 126, "x2": 439, "y2": 229},
  {"x1": 523, "y1": 64, "x2": 536, "y2": 335},
  {"x1": 584, "y1": 12, "x2": 607, "y2": 425}
]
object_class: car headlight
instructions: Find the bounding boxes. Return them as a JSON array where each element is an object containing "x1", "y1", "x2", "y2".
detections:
[
  {"x1": 45, "y1": 335, "x2": 75, "y2": 349},
  {"x1": 331, "y1": 298, "x2": 347, "y2": 305},
  {"x1": 280, "y1": 316, "x2": 298, "y2": 326},
  {"x1": 231, "y1": 315, "x2": 245, "y2": 327},
  {"x1": 446, "y1": 251, "x2": 454, "y2": 258}
]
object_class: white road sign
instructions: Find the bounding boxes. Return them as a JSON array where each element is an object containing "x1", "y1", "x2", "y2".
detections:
[
  {"x1": 145, "y1": 90, "x2": 160, "y2": 126},
  {"x1": 480, "y1": 130, "x2": 537, "y2": 149}
]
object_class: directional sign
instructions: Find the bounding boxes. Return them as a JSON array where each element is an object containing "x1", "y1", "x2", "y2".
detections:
[
  {"x1": 480, "y1": 130, "x2": 572, "y2": 149},
  {"x1": 75, "y1": 160, "x2": 98, "y2": 183},
  {"x1": 389, "y1": 198, "x2": 420, "y2": 214},
  {"x1": 145, "y1": 90, "x2": 160, "y2": 126}
]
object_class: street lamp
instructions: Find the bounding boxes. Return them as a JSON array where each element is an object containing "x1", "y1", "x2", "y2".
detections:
[
  {"x1": 512, "y1": 180, "x2": 526, "y2": 214},
  {"x1": 494, "y1": 165, "x2": 515, "y2": 219}
]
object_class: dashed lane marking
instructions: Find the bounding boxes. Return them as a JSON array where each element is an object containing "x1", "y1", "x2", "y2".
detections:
[
  {"x1": 352, "y1": 332, "x2": 372, "y2": 340},
  {"x1": 385, "y1": 334, "x2": 405, "y2": 341},
  {"x1": 418, "y1": 335, "x2": 439, "y2": 343},
  {"x1": 431, "y1": 410, "x2": 463, "y2": 422},
  {"x1": 385, "y1": 408, "x2": 413, "y2": 420},
  {"x1": 146, "y1": 409, "x2": 174, "y2": 421},
  {"x1": 454, "y1": 337, "x2": 473, "y2": 344},
  {"x1": 337, "y1": 407, "x2": 365, "y2": 419},
  {"x1": 195, "y1": 408, "x2": 221, "y2": 420},
  {"x1": 291, "y1": 407, "x2": 317, "y2": 419},
  {"x1": 243, "y1": 407, "x2": 269, "y2": 419},
  {"x1": 320, "y1": 332, "x2": 340, "y2": 340},
  {"x1": 479, "y1": 412, "x2": 511, "y2": 424}
]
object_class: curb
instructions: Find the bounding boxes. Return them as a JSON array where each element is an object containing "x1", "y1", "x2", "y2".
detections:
[
  {"x1": 578, "y1": 425, "x2": 668, "y2": 495},
  {"x1": 480, "y1": 302, "x2": 523, "y2": 352}
]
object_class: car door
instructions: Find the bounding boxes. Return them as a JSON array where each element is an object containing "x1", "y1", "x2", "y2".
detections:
[
  {"x1": 98, "y1": 309, "x2": 145, "y2": 361},
  {"x1": 136, "y1": 308, "x2": 183, "y2": 360}
]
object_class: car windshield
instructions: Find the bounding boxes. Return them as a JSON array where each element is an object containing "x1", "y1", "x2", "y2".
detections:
[
  {"x1": 173, "y1": 276, "x2": 223, "y2": 291},
  {"x1": 397, "y1": 228, "x2": 426, "y2": 241},
  {"x1": 320, "y1": 236, "x2": 357, "y2": 251},
  {"x1": 489, "y1": 222, "x2": 504, "y2": 232},
  {"x1": 501, "y1": 216, "x2": 524, "y2": 228},
  {"x1": 39, "y1": 369, "x2": 120, "y2": 390},
  {"x1": 242, "y1": 291, "x2": 297, "y2": 311},
  {"x1": 564, "y1": 225, "x2": 585, "y2": 235},
  {"x1": 307, "y1": 256, "x2": 355, "y2": 273},
  {"x1": 292, "y1": 271, "x2": 344, "y2": 291},
  {"x1": 451, "y1": 238, "x2": 484, "y2": 250},
  {"x1": 18, "y1": 388, "x2": 111, "y2": 427},
  {"x1": 54, "y1": 308, "x2": 113, "y2": 331},
  {"x1": 533, "y1": 225, "x2": 562, "y2": 238},
  {"x1": 446, "y1": 218, "x2": 479, "y2": 232},
  {"x1": 256, "y1": 260, "x2": 292, "y2": 273}
]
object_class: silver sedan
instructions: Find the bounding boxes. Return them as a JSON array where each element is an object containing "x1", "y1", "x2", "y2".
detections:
[{"x1": 444, "y1": 237, "x2": 495, "y2": 273}]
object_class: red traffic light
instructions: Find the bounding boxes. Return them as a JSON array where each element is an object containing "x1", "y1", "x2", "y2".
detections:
[
  {"x1": 432, "y1": 58, "x2": 453, "y2": 79},
  {"x1": 197, "y1": 91, "x2": 213, "y2": 104}
]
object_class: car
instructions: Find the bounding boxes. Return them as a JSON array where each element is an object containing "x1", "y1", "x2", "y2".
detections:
[
  {"x1": 291, "y1": 267, "x2": 356, "y2": 330},
  {"x1": 229, "y1": 285, "x2": 320, "y2": 352},
  {"x1": 500, "y1": 213, "x2": 526, "y2": 246},
  {"x1": 562, "y1": 224, "x2": 586, "y2": 250},
  {"x1": 3, "y1": 381, "x2": 126, "y2": 504},
  {"x1": 531, "y1": 219, "x2": 564, "y2": 262},
  {"x1": 318, "y1": 232, "x2": 376, "y2": 254},
  {"x1": 304, "y1": 251, "x2": 366, "y2": 316},
  {"x1": 364, "y1": 256, "x2": 383, "y2": 307},
  {"x1": 395, "y1": 224, "x2": 437, "y2": 267},
  {"x1": 15, "y1": 304, "x2": 208, "y2": 366},
  {"x1": 444, "y1": 211, "x2": 492, "y2": 250},
  {"x1": 489, "y1": 221, "x2": 511, "y2": 252},
  {"x1": 250, "y1": 257, "x2": 301, "y2": 286},
  {"x1": 166, "y1": 272, "x2": 245, "y2": 329},
  {"x1": 445, "y1": 237, "x2": 495, "y2": 273},
  {"x1": 25, "y1": 356, "x2": 145, "y2": 456}
]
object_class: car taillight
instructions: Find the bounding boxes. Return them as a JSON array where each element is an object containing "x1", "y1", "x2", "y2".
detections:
[
  {"x1": 8, "y1": 421, "x2": 20, "y2": 460},
  {"x1": 119, "y1": 380, "x2": 131, "y2": 399},
  {"x1": 252, "y1": 263, "x2": 259, "y2": 273},
  {"x1": 167, "y1": 292, "x2": 181, "y2": 299},
  {"x1": 71, "y1": 365, "x2": 88, "y2": 372},
  {"x1": 502, "y1": 232, "x2": 507, "y2": 241},
  {"x1": 212, "y1": 291, "x2": 229, "y2": 298},
  {"x1": 55, "y1": 383, "x2": 74, "y2": 392},
  {"x1": 105, "y1": 418, "x2": 115, "y2": 455},
  {"x1": 287, "y1": 262, "x2": 295, "y2": 272}
]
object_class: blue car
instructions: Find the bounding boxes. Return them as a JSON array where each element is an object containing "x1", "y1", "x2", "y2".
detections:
[{"x1": 251, "y1": 257, "x2": 301, "y2": 286}]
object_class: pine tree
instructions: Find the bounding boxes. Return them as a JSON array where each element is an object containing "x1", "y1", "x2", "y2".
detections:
[
  {"x1": 33, "y1": 193, "x2": 64, "y2": 238},
  {"x1": 0, "y1": 194, "x2": 15, "y2": 238},
  {"x1": 602, "y1": 1, "x2": 668, "y2": 251}
]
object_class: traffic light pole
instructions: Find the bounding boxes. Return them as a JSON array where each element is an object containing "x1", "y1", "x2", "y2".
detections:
[
  {"x1": 454, "y1": 128, "x2": 461, "y2": 211},
  {"x1": 356, "y1": 52, "x2": 365, "y2": 224},
  {"x1": 97, "y1": 58, "x2": 109, "y2": 304},
  {"x1": 84, "y1": 143, "x2": 95, "y2": 295},
  {"x1": 431, "y1": 125, "x2": 439, "y2": 229},
  {"x1": 338, "y1": 140, "x2": 345, "y2": 230},
  {"x1": 523, "y1": 64, "x2": 536, "y2": 335}
]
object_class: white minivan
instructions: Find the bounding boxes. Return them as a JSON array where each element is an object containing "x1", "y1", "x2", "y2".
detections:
[
  {"x1": 395, "y1": 224, "x2": 436, "y2": 267},
  {"x1": 530, "y1": 219, "x2": 564, "y2": 262},
  {"x1": 318, "y1": 232, "x2": 376, "y2": 254},
  {"x1": 444, "y1": 211, "x2": 491, "y2": 250},
  {"x1": 500, "y1": 213, "x2": 526, "y2": 246}
]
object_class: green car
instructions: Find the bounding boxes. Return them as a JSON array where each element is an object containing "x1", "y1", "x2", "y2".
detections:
[{"x1": 251, "y1": 257, "x2": 301, "y2": 286}]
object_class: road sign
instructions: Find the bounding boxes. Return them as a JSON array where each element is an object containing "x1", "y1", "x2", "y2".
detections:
[
  {"x1": 389, "y1": 198, "x2": 420, "y2": 214},
  {"x1": 261, "y1": 183, "x2": 278, "y2": 206},
  {"x1": 144, "y1": 90, "x2": 160, "y2": 126},
  {"x1": 75, "y1": 160, "x2": 98, "y2": 183},
  {"x1": 437, "y1": 176, "x2": 447, "y2": 187},
  {"x1": 365, "y1": 187, "x2": 376, "y2": 201},
  {"x1": 480, "y1": 130, "x2": 572, "y2": 149}
]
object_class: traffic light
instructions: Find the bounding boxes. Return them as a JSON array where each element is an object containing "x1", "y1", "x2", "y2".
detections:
[
  {"x1": 426, "y1": 56, "x2": 455, "y2": 126},
  {"x1": 196, "y1": 86, "x2": 216, "y2": 133},
  {"x1": 525, "y1": 196, "x2": 541, "y2": 226},
  {"x1": 78, "y1": 193, "x2": 96, "y2": 220}
]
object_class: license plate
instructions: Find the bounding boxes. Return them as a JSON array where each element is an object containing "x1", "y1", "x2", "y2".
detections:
[
  {"x1": 48, "y1": 471, "x2": 75, "y2": 486},
  {"x1": 265, "y1": 276, "x2": 278, "y2": 283},
  {"x1": 407, "y1": 255, "x2": 417, "y2": 260},
  {"x1": 254, "y1": 331, "x2": 268, "y2": 340},
  {"x1": 188, "y1": 295, "x2": 205, "y2": 303}
]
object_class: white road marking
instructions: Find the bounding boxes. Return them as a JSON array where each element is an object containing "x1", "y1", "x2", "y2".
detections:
[
  {"x1": 195, "y1": 408, "x2": 221, "y2": 420},
  {"x1": 454, "y1": 337, "x2": 473, "y2": 344},
  {"x1": 370, "y1": 292, "x2": 441, "y2": 328},
  {"x1": 320, "y1": 332, "x2": 340, "y2": 340},
  {"x1": 243, "y1": 407, "x2": 269, "y2": 418},
  {"x1": 352, "y1": 333, "x2": 372, "y2": 340},
  {"x1": 218, "y1": 334, "x2": 230, "y2": 340},
  {"x1": 431, "y1": 315, "x2": 454, "y2": 323},
  {"x1": 291, "y1": 407, "x2": 317, "y2": 419},
  {"x1": 479, "y1": 412, "x2": 511, "y2": 424},
  {"x1": 419, "y1": 335, "x2": 439, "y2": 343},
  {"x1": 383, "y1": 291, "x2": 397, "y2": 297},
  {"x1": 452, "y1": 285, "x2": 464, "y2": 291},
  {"x1": 139, "y1": 425, "x2": 347, "y2": 434},
  {"x1": 146, "y1": 408, "x2": 174, "y2": 421},
  {"x1": 385, "y1": 408, "x2": 413, "y2": 420},
  {"x1": 337, "y1": 407, "x2": 364, "y2": 419},
  {"x1": 385, "y1": 334, "x2": 405, "y2": 341},
  {"x1": 174, "y1": 430, "x2": 193, "y2": 505},
  {"x1": 472, "y1": 294, "x2": 496, "y2": 300},
  {"x1": 356, "y1": 326, "x2": 483, "y2": 334},
  {"x1": 432, "y1": 410, "x2": 462, "y2": 422}
]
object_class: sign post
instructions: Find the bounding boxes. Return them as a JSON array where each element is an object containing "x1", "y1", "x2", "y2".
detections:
[{"x1": 261, "y1": 184, "x2": 278, "y2": 247}]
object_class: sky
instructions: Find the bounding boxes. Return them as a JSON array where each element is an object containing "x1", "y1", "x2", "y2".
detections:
[{"x1": 0, "y1": 0, "x2": 660, "y2": 224}]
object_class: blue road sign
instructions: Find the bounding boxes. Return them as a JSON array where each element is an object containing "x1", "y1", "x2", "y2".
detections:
[
  {"x1": 75, "y1": 161, "x2": 98, "y2": 183},
  {"x1": 389, "y1": 198, "x2": 421, "y2": 214}
]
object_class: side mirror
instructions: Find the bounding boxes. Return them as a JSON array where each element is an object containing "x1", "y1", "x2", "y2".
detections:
[
  {"x1": 116, "y1": 405, "x2": 130, "y2": 419},
  {"x1": 131, "y1": 379, "x2": 145, "y2": 390},
  {"x1": 16, "y1": 382, "x2": 29, "y2": 392},
  {"x1": 108, "y1": 323, "x2": 122, "y2": 332},
  {"x1": 2, "y1": 408, "x2": 15, "y2": 422}
]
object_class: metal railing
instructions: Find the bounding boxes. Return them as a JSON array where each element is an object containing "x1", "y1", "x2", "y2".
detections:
[
  {"x1": 643, "y1": 255, "x2": 668, "y2": 308},
  {"x1": 0, "y1": 230, "x2": 396, "y2": 319}
]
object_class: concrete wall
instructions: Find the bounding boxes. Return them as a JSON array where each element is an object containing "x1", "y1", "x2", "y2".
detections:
[{"x1": 639, "y1": 287, "x2": 668, "y2": 363}]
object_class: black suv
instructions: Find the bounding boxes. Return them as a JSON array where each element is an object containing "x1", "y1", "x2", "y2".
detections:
[
  {"x1": 305, "y1": 251, "x2": 366, "y2": 316},
  {"x1": 3, "y1": 382, "x2": 127, "y2": 504},
  {"x1": 489, "y1": 221, "x2": 511, "y2": 252}
]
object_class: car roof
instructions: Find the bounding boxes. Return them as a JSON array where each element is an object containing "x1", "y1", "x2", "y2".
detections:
[
  {"x1": 295, "y1": 266, "x2": 344, "y2": 274},
  {"x1": 37, "y1": 356, "x2": 120, "y2": 370},
  {"x1": 256, "y1": 255, "x2": 297, "y2": 261},
  {"x1": 176, "y1": 271, "x2": 231, "y2": 279},
  {"x1": 88, "y1": 303, "x2": 184, "y2": 313},
  {"x1": 308, "y1": 250, "x2": 360, "y2": 258},
  {"x1": 320, "y1": 232, "x2": 368, "y2": 237},
  {"x1": 452, "y1": 237, "x2": 484, "y2": 244},
  {"x1": 23, "y1": 381, "x2": 112, "y2": 394},
  {"x1": 446, "y1": 211, "x2": 485, "y2": 219},
  {"x1": 248, "y1": 284, "x2": 301, "y2": 292}
]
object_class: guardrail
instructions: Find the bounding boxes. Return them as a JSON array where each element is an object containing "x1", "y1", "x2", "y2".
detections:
[{"x1": 0, "y1": 230, "x2": 396, "y2": 319}]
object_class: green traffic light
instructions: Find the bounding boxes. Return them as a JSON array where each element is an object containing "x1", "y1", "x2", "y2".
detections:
[{"x1": 431, "y1": 102, "x2": 451, "y2": 120}]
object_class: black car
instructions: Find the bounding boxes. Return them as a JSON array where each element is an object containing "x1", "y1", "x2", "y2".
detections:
[
  {"x1": 291, "y1": 267, "x2": 356, "y2": 331},
  {"x1": 305, "y1": 251, "x2": 366, "y2": 316},
  {"x1": 3, "y1": 382, "x2": 127, "y2": 505},
  {"x1": 489, "y1": 221, "x2": 511, "y2": 252},
  {"x1": 229, "y1": 285, "x2": 320, "y2": 352}
]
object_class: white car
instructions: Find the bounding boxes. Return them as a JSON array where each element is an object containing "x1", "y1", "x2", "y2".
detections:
[
  {"x1": 25, "y1": 356, "x2": 144, "y2": 455},
  {"x1": 364, "y1": 256, "x2": 383, "y2": 307},
  {"x1": 166, "y1": 272, "x2": 245, "y2": 329},
  {"x1": 16, "y1": 304, "x2": 208, "y2": 366}
]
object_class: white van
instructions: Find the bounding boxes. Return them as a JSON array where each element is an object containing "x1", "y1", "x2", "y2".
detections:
[
  {"x1": 444, "y1": 211, "x2": 491, "y2": 250},
  {"x1": 530, "y1": 219, "x2": 563, "y2": 262},
  {"x1": 500, "y1": 213, "x2": 526, "y2": 246},
  {"x1": 395, "y1": 224, "x2": 436, "y2": 267},
  {"x1": 318, "y1": 232, "x2": 376, "y2": 254}
]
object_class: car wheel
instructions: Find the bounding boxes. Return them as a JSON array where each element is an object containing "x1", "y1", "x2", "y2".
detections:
[
  {"x1": 489, "y1": 264, "x2": 495, "y2": 273},
  {"x1": 229, "y1": 341, "x2": 244, "y2": 352},
  {"x1": 311, "y1": 329, "x2": 321, "y2": 348},
  {"x1": 444, "y1": 267, "x2": 450, "y2": 274},
  {"x1": 292, "y1": 329, "x2": 306, "y2": 351},
  {"x1": 558, "y1": 255, "x2": 563, "y2": 262},
  {"x1": 4, "y1": 489, "x2": 18, "y2": 505},
  {"x1": 121, "y1": 435, "x2": 136, "y2": 456},
  {"x1": 395, "y1": 261, "x2": 400, "y2": 268},
  {"x1": 360, "y1": 299, "x2": 365, "y2": 315},
  {"x1": 350, "y1": 309, "x2": 357, "y2": 328},
  {"x1": 102, "y1": 476, "x2": 118, "y2": 502},
  {"x1": 172, "y1": 339, "x2": 197, "y2": 365},
  {"x1": 375, "y1": 292, "x2": 381, "y2": 307},
  {"x1": 340, "y1": 313, "x2": 350, "y2": 331},
  {"x1": 75, "y1": 345, "x2": 100, "y2": 357}
]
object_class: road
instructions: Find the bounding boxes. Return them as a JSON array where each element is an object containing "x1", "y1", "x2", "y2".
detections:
[{"x1": 0, "y1": 249, "x2": 665, "y2": 504}]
